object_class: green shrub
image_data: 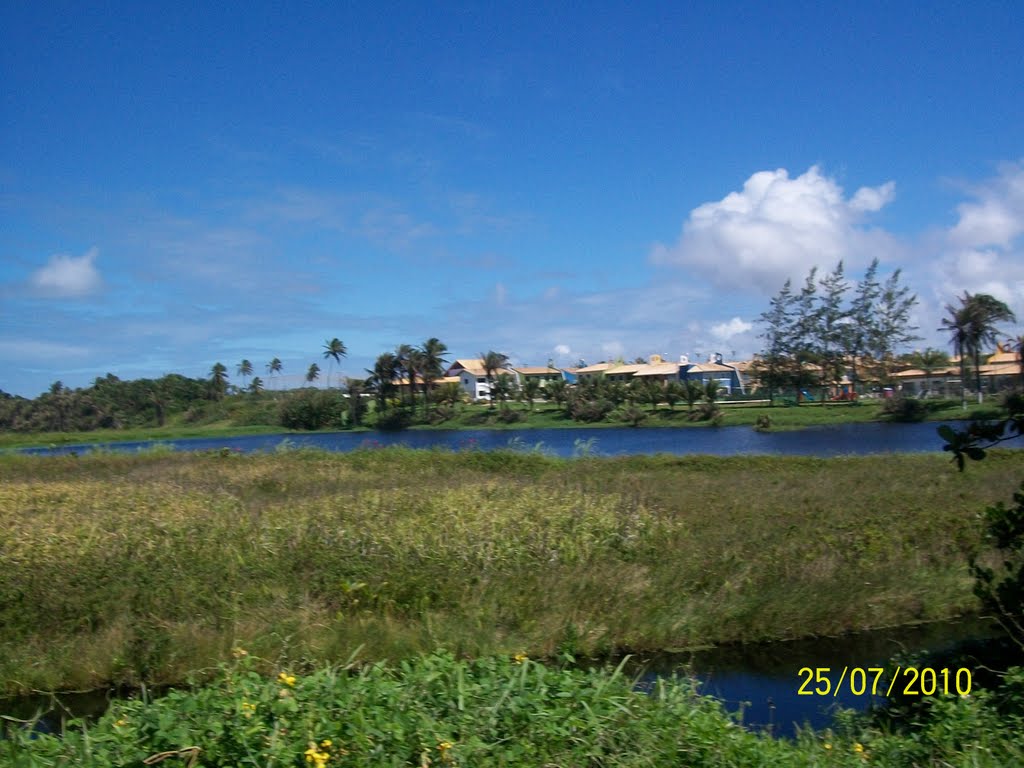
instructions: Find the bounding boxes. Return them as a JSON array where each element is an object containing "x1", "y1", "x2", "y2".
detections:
[
  {"x1": 277, "y1": 389, "x2": 344, "y2": 430},
  {"x1": 882, "y1": 396, "x2": 928, "y2": 422},
  {"x1": 375, "y1": 408, "x2": 412, "y2": 431},
  {"x1": 570, "y1": 398, "x2": 614, "y2": 422},
  {"x1": 496, "y1": 408, "x2": 526, "y2": 424}
]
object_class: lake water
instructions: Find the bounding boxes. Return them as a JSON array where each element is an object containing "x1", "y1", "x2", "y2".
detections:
[{"x1": 17, "y1": 421, "x2": 972, "y2": 458}]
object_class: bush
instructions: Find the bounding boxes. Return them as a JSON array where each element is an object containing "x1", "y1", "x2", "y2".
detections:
[
  {"x1": 497, "y1": 408, "x2": 526, "y2": 424},
  {"x1": 570, "y1": 398, "x2": 614, "y2": 423},
  {"x1": 687, "y1": 402, "x2": 723, "y2": 424},
  {"x1": 882, "y1": 396, "x2": 928, "y2": 422},
  {"x1": 277, "y1": 389, "x2": 345, "y2": 430},
  {"x1": 375, "y1": 408, "x2": 412, "y2": 431},
  {"x1": 428, "y1": 404, "x2": 455, "y2": 424},
  {"x1": 615, "y1": 405, "x2": 647, "y2": 427}
]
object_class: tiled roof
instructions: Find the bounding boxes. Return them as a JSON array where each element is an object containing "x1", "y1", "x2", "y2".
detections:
[
  {"x1": 633, "y1": 363, "x2": 681, "y2": 376},
  {"x1": 515, "y1": 366, "x2": 561, "y2": 375},
  {"x1": 685, "y1": 363, "x2": 736, "y2": 373}
]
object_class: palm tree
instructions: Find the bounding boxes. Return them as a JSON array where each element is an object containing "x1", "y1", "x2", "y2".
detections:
[
  {"x1": 942, "y1": 293, "x2": 1016, "y2": 406},
  {"x1": 940, "y1": 300, "x2": 972, "y2": 409},
  {"x1": 394, "y1": 344, "x2": 418, "y2": 408},
  {"x1": 209, "y1": 363, "x2": 228, "y2": 400},
  {"x1": 306, "y1": 363, "x2": 321, "y2": 386},
  {"x1": 249, "y1": 376, "x2": 264, "y2": 395},
  {"x1": 906, "y1": 347, "x2": 950, "y2": 398},
  {"x1": 544, "y1": 378, "x2": 568, "y2": 411},
  {"x1": 418, "y1": 337, "x2": 449, "y2": 414},
  {"x1": 479, "y1": 350, "x2": 509, "y2": 408},
  {"x1": 322, "y1": 338, "x2": 347, "y2": 389},
  {"x1": 267, "y1": 358, "x2": 283, "y2": 390},
  {"x1": 703, "y1": 379, "x2": 721, "y2": 404},
  {"x1": 237, "y1": 359, "x2": 253, "y2": 390},
  {"x1": 683, "y1": 380, "x2": 703, "y2": 412},
  {"x1": 521, "y1": 377, "x2": 541, "y2": 411},
  {"x1": 492, "y1": 372, "x2": 515, "y2": 409},
  {"x1": 367, "y1": 352, "x2": 400, "y2": 413},
  {"x1": 344, "y1": 377, "x2": 367, "y2": 426},
  {"x1": 1014, "y1": 335, "x2": 1024, "y2": 389}
]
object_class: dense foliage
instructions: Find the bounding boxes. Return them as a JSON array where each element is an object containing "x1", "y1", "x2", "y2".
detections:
[{"x1": 3, "y1": 652, "x2": 1023, "y2": 767}]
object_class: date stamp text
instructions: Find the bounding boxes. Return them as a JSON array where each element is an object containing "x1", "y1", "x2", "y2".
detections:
[{"x1": 797, "y1": 667, "x2": 972, "y2": 697}]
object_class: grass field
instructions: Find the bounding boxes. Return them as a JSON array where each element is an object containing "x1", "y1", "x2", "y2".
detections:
[{"x1": 2, "y1": 447, "x2": 1022, "y2": 693}]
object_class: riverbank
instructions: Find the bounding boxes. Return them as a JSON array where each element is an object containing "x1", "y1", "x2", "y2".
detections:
[
  {"x1": 4, "y1": 651, "x2": 1022, "y2": 767},
  {"x1": 2, "y1": 448, "x2": 1022, "y2": 693},
  {"x1": 0, "y1": 398, "x2": 1001, "y2": 450}
]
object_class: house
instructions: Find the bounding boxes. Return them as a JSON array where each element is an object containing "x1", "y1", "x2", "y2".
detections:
[
  {"x1": 631, "y1": 362, "x2": 682, "y2": 384},
  {"x1": 574, "y1": 362, "x2": 613, "y2": 382},
  {"x1": 679, "y1": 354, "x2": 746, "y2": 394},
  {"x1": 512, "y1": 366, "x2": 565, "y2": 389},
  {"x1": 445, "y1": 358, "x2": 516, "y2": 401}
]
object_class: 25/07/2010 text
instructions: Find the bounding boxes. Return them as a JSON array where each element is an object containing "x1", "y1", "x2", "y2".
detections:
[{"x1": 797, "y1": 667, "x2": 972, "y2": 697}]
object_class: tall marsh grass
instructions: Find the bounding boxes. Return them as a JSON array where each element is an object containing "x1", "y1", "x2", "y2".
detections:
[{"x1": 1, "y1": 448, "x2": 1022, "y2": 691}]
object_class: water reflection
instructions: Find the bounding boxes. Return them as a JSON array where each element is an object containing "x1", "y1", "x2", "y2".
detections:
[
  {"x1": 627, "y1": 616, "x2": 1007, "y2": 738},
  {"x1": 17, "y1": 421, "x2": 983, "y2": 458}
]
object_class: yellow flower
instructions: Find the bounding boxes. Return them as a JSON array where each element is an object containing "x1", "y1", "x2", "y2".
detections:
[
  {"x1": 438, "y1": 741, "x2": 454, "y2": 751},
  {"x1": 232, "y1": 647, "x2": 248, "y2": 658},
  {"x1": 114, "y1": 718, "x2": 128, "y2": 728},
  {"x1": 824, "y1": 743, "x2": 832, "y2": 750},
  {"x1": 321, "y1": 739, "x2": 332, "y2": 747},
  {"x1": 853, "y1": 742, "x2": 865, "y2": 753},
  {"x1": 513, "y1": 652, "x2": 528, "y2": 664},
  {"x1": 278, "y1": 672, "x2": 297, "y2": 686}
]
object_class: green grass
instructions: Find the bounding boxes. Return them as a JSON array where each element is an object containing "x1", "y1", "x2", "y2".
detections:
[
  {"x1": 2, "y1": 448, "x2": 1023, "y2": 693},
  {"x1": 3, "y1": 652, "x2": 1022, "y2": 767}
]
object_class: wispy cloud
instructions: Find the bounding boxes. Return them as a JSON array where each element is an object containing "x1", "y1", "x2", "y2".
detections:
[
  {"x1": 28, "y1": 247, "x2": 102, "y2": 298},
  {"x1": 0, "y1": 338, "x2": 91, "y2": 361}
]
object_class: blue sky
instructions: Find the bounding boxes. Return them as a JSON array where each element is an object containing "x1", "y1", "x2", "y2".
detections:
[{"x1": 2, "y1": 1, "x2": 1023, "y2": 397}]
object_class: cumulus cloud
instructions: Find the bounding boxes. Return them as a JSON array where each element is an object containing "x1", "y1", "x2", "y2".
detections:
[
  {"x1": 650, "y1": 166, "x2": 897, "y2": 293},
  {"x1": 949, "y1": 161, "x2": 1024, "y2": 249},
  {"x1": 709, "y1": 317, "x2": 753, "y2": 341},
  {"x1": 937, "y1": 161, "x2": 1024, "y2": 311},
  {"x1": 29, "y1": 247, "x2": 102, "y2": 297}
]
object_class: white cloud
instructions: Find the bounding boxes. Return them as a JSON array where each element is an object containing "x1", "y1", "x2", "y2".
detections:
[
  {"x1": 29, "y1": 247, "x2": 102, "y2": 297},
  {"x1": 709, "y1": 317, "x2": 753, "y2": 341},
  {"x1": 949, "y1": 161, "x2": 1024, "y2": 249},
  {"x1": 554, "y1": 343, "x2": 572, "y2": 356},
  {"x1": 650, "y1": 166, "x2": 897, "y2": 293},
  {"x1": 937, "y1": 161, "x2": 1024, "y2": 313}
]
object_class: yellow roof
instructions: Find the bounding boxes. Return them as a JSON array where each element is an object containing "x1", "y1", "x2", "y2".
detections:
[
  {"x1": 685, "y1": 363, "x2": 735, "y2": 373},
  {"x1": 633, "y1": 363, "x2": 681, "y2": 377},
  {"x1": 576, "y1": 363, "x2": 612, "y2": 374},
  {"x1": 514, "y1": 366, "x2": 560, "y2": 375},
  {"x1": 987, "y1": 350, "x2": 1021, "y2": 365},
  {"x1": 605, "y1": 364, "x2": 647, "y2": 376}
]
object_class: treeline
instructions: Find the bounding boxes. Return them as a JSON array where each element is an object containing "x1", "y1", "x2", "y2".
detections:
[
  {"x1": 756, "y1": 259, "x2": 918, "y2": 398},
  {"x1": 0, "y1": 374, "x2": 211, "y2": 433}
]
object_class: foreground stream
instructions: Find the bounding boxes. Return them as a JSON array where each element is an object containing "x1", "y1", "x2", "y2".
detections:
[{"x1": 2, "y1": 616, "x2": 1008, "y2": 740}]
